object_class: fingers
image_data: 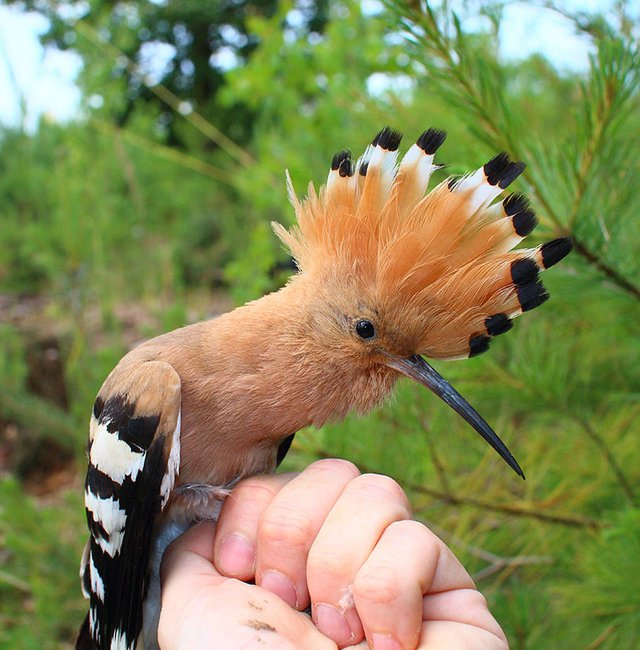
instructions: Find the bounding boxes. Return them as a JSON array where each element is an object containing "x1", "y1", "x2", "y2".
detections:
[
  {"x1": 307, "y1": 473, "x2": 412, "y2": 647},
  {"x1": 212, "y1": 462, "x2": 503, "y2": 650},
  {"x1": 421, "y1": 589, "x2": 508, "y2": 647},
  {"x1": 214, "y1": 472, "x2": 292, "y2": 580},
  {"x1": 418, "y1": 620, "x2": 509, "y2": 650},
  {"x1": 352, "y1": 521, "x2": 474, "y2": 650},
  {"x1": 254, "y1": 459, "x2": 361, "y2": 609},
  {"x1": 214, "y1": 458, "x2": 360, "y2": 607}
]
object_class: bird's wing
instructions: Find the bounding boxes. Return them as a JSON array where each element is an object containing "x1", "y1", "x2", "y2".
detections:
[{"x1": 77, "y1": 360, "x2": 181, "y2": 650}]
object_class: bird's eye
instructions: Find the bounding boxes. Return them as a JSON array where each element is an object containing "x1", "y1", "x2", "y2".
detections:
[{"x1": 355, "y1": 319, "x2": 376, "y2": 339}]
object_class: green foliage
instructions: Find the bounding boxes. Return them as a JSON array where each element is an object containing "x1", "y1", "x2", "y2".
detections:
[
  {"x1": 0, "y1": 478, "x2": 86, "y2": 649},
  {"x1": 5, "y1": 0, "x2": 326, "y2": 145},
  {"x1": 0, "y1": 0, "x2": 639, "y2": 648},
  {"x1": 554, "y1": 509, "x2": 640, "y2": 649}
]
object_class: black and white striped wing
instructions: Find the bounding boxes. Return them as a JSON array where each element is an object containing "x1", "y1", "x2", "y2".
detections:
[{"x1": 77, "y1": 361, "x2": 181, "y2": 650}]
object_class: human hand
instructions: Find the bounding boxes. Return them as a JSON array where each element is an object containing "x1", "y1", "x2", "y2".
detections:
[{"x1": 158, "y1": 459, "x2": 508, "y2": 649}]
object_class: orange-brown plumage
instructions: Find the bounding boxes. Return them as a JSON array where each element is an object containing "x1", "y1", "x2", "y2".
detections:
[
  {"x1": 275, "y1": 129, "x2": 567, "y2": 363},
  {"x1": 78, "y1": 126, "x2": 572, "y2": 650}
]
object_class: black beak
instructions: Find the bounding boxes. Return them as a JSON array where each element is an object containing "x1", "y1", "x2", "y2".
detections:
[{"x1": 385, "y1": 354, "x2": 525, "y2": 479}]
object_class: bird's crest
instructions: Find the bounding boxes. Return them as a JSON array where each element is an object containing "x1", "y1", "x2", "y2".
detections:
[{"x1": 274, "y1": 127, "x2": 572, "y2": 361}]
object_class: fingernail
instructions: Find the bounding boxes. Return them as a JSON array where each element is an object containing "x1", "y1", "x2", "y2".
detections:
[
  {"x1": 217, "y1": 533, "x2": 255, "y2": 577},
  {"x1": 260, "y1": 570, "x2": 298, "y2": 609},
  {"x1": 315, "y1": 604, "x2": 354, "y2": 645},
  {"x1": 371, "y1": 633, "x2": 402, "y2": 650}
]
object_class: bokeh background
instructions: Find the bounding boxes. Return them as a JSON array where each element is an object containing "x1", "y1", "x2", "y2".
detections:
[{"x1": 0, "y1": 1, "x2": 639, "y2": 648}]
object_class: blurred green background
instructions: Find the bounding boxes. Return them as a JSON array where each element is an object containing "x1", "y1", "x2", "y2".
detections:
[{"x1": 0, "y1": 1, "x2": 639, "y2": 648}]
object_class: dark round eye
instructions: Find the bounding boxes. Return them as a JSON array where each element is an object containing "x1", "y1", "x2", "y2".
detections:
[{"x1": 355, "y1": 319, "x2": 376, "y2": 339}]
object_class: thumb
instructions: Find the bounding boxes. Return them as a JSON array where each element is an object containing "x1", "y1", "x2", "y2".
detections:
[
  {"x1": 161, "y1": 520, "x2": 221, "y2": 584},
  {"x1": 159, "y1": 521, "x2": 226, "y2": 648}
]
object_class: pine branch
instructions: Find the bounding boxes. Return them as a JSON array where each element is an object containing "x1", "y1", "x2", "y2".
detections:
[
  {"x1": 572, "y1": 235, "x2": 640, "y2": 300},
  {"x1": 423, "y1": 519, "x2": 555, "y2": 581},
  {"x1": 410, "y1": 483, "x2": 601, "y2": 530},
  {"x1": 575, "y1": 415, "x2": 637, "y2": 506},
  {"x1": 488, "y1": 363, "x2": 637, "y2": 507},
  {"x1": 420, "y1": 415, "x2": 452, "y2": 493},
  {"x1": 309, "y1": 444, "x2": 601, "y2": 529}
]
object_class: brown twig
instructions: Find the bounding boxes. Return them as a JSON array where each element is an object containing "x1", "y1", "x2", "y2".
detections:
[
  {"x1": 575, "y1": 415, "x2": 636, "y2": 506},
  {"x1": 571, "y1": 238, "x2": 640, "y2": 300},
  {"x1": 472, "y1": 554, "x2": 555, "y2": 581},
  {"x1": 92, "y1": 119, "x2": 238, "y2": 186},
  {"x1": 74, "y1": 20, "x2": 255, "y2": 168},
  {"x1": 309, "y1": 444, "x2": 601, "y2": 530},
  {"x1": 423, "y1": 519, "x2": 555, "y2": 581},
  {"x1": 584, "y1": 624, "x2": 618, "y2": 650},
  {"x1": 0, "y1": 569, "x2": 31, "y2": 594}
]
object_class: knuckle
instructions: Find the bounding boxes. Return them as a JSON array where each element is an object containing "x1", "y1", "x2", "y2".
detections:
[
  {"x1": 259, "y1": 507, "x2": 314, "y2": 551},
  {"x1": 350, "y1": 474, "x2": 411, "y2": 512},
  {"x1": 307, "y1": 542, "x2": 347, "y2": 580},
  {"x1": 309, "y1": 458, "x2": 360, "y2": 480},
  {"x1": 353, "y1": 565, "x2": 402, "y2": 605},
  {"x1": 386, "y1": 519, "x2": 428, "y2": 540},
  {"x1": 464, "y1": 587, "x2": 489, "y2": 611}
]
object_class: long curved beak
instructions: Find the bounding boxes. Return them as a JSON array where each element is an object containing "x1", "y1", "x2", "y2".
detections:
[{"x1": 385, "y1": 354, "x2": 525, "y2": 479}]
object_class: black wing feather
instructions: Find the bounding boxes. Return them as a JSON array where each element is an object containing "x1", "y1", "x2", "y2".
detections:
[{"x1": 77, "y1": 361, "x2": 181, "y2": 650}]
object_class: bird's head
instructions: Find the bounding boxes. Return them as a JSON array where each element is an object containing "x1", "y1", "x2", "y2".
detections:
[{"x1": 273, "y1": 127, "x2": 572, "y2": 478}]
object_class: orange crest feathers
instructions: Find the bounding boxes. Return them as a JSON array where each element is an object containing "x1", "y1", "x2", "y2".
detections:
[{"x1": 274, "y1": 127, "x2": 572, "y2": 361}]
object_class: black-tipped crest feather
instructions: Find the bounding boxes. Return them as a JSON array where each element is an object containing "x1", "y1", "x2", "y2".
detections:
[
  {"x1": 485, "y1": 313, "x2": 513, "y2": 336},
  {"x1": 511, "y1": 258, "x2": 539, "y2": 287},
  {"x1": 517, "y1": 279, "x2": 549, "y2": 311},
  {"x1": 484, "y1": 153, "x2": 526, "y2": 188},
  {"x1": 469, "y1": 334, "x2": 491, "y2": 357},
  {"x1": 372, "y1": 127, "x2": 402, "y2": 151},
  {"x1": 541, "y1": 237, "x2": 573, "y2": 269},
  {"x1": 331, "y1": 150, "x2": 351, "y2": 171},
  {"x1": 339, "y1": 157, "x2": 354, "y2": 177},
  {"x1": 416, "y1": 128, "x2": 447, "y2": 154},
  {"x1": 503, "y1": 193, "x2": 538, "y2": 236}
]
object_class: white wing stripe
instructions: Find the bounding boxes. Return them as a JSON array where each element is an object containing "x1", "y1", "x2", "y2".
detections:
[
  {"x1": 89, "y1": 553, "x2": 105, "y2": 602},
  {"x1": 90, "y1": 421, "x2": 147, "y2": 484},
  {"x1": 85, "y1": 490, "x2": 128, "y2": 557}
]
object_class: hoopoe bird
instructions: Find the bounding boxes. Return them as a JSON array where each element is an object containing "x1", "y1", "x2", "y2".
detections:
[{"x1": 77, "y1": 127, "x2": 572, "y2": 650}]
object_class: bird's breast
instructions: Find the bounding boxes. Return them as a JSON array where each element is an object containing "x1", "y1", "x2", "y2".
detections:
[{"x1": 175, "y1": 358, "x2": 397, "y2": 486}]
